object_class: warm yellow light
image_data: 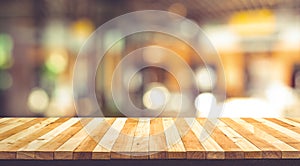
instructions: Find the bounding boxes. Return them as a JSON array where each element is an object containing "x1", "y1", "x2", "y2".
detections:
[
  {"x1": 45, "y1": 50, "x2": 68, "y2": 74},
  {"x1": 46, "y1": 86, "x2": 73, "y2": 116},
  {"x1": 195, "y1": 66, "x2": 216, "y2": 91},
  {"x1": 229, "y1": 9, "x2": 276, "y2": 36},
  {"x1": 71, "y1": 18, "x2": 94, "y2": 39},
  {"x1": 28, "y1": 88, "x2": 49, "y2": 113},
  {"x1": 204, "y1": 25, "x2": 239, "y2": 51},
  {"x1": 280, "y1": 27, "x2": 300, "y2": 47},
  {"x1": 143, "y1": 83, "x2": 170, "y2": 110}
]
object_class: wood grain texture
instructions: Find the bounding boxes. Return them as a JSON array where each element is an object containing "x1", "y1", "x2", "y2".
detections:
[
  {"x1": 54, "y1": 120, "x2": 93, "y2": 160},
  {"x1": 92, "y1": 118, "x2": 126, "y2": 159},
  {"x1": 72, "y1": 118, "x2": 115, "y2": 160},
  {"x1": 185, "y1": 118, "x2": 224, "y2": 159},
  {"x1": 0, "y1": 118, "x2": 70, "y2": 159},
  {"x1": 163, "y1": 118, "x2": 186, "y2": 159},
  {"x1": 242, "y1": 118, "x2": 300, "y2": 158},
  {"x1": 198, "y1": 119, "x2": 244, "y2": 159},
  {"x1": 131, "y1": 118, "x2": 150, "y2": 159},
  {"x1": 149, "y1": 118, "x2": 167, "y2": 159},
  {"x1": 222, "y1": 118, "x2": 281, "y2": 159},
  {"x1": 174, "y1": 118, "x2": 205, "y2": 159},
  {"x1": 0, "y1": 118, "x2": 299, "y2": 160},
  {"x1": 111, "y1": 118, "x2": 138, "y2": 159},
  {"x1": 217, "y1": 120, "x2": 262, "y2": 159},
  {"x1": 17, "y1": 118, "x2": 80, "y2": 159}
]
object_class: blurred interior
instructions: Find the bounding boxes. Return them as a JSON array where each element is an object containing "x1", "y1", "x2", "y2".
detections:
[{"x1": 0, "y1": 0, "x2": 299, "y2": 117}]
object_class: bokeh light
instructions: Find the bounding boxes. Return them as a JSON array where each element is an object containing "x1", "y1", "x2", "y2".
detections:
[
  {"x1": 194, "y1": 93, "x2": 216, "y2": 117},
  {"x1": 27, "y1": 88, "x2": 49, "y2": 114},
  {"x1": 45, "y1": 49, "x2": 68, "y2": 74},
  {"x1": 0, "y1": 1, "x2": 299, "y2": 118},
  {"x1": 0, "y1": 34, "x2": 13, "y2": 69},
  {"x1": 195, "y1": 66, "x2": 216, "y2": 91},
  {"x1": 143, "y1": 83, "x2": 170, "y2": 111}
]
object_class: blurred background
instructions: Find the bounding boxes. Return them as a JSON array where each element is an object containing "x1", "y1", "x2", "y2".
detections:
[{"x1": 0, "y1": 0, "x2": 299, "y2": 117}]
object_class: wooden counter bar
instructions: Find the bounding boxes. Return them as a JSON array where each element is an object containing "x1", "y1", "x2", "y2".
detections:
[{"x1": 0, "y1": 118, "x2": 300, "y2": 160}]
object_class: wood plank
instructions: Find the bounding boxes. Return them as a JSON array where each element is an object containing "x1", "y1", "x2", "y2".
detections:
[
  {"x1": 0, "y1": 118, "x2": 70, "y2": 159},
  {"x1": 0, "y1": 118, "x2": 36, "y2": 159},
  {"x1": 17, "y1": 118, "x2": 80, "y2": 159},
  {"x1": 0, "y1": 118, "x2": 47, "y2": 159},
  {"x1": 0, "y1": 118, "x2": 41, "y2": 140},
  {"x1": 39, "y1": 122, "x2": 84, "y2": 160},
  {"x1": 131, "y1": 118, "x2": 150, "y2": 159},
  {"x1": 278, "y1": 118, "x2": 300, "y2": 128},
  {"x1": 111, "y1": 118, "x2": 138, "y2": 159},
  {"x1": 0, "y1": 117, "x2": 48, "y2": 158},
  {"x1": 162, "y1": 118, "x2": 186, "y2": 159},
  {"x1": 0, "y1": 118, "x2": 19, "y2": 128},
  {"x1": 149, "y1": 118, "x2": 167, "y2": 159},
  {"x1": 53, "y1": 118, "x2": 102, "y2": 160},
  {"x1": 174, "y1": 118, "x2": 205, "y2": 159},
  {"x1": 0, "y1": 118, "x2": 58, "y2": 145},
  {"x1": 236, "y1": 118, "x2": 299, "y2": 158},
  {"x1": 0, "y1": 118, "x2": 58, "y2": 159},
  {"x1": 265, "y1": 118, "x2": 300, "y2": 135},
  {"x1": 287, "y1": 118, "x2": 300, "y2": 124},
  {"x1": 0, "y1": 118, "x2": 299, "y2": 160},
  {"x1": 242, "y1": 118, "x2": 300, "y2": 158},
  {"x1": 197, "y1": 119, "x2": 244, "y2": 159},
  {"x1": 0, "y1": 118, "x2": 31, "y2": 134},
  {"x1": 256, "y1": 118, "x2": 300, "y2": 141},
  {"x1": 186, "y1": 118, "x2": 224, "y2": 159},
  {"x1": 71, "y1": 118, "x2": 115, "y2": 160},
  {"x1": 222, "y1": 118, "x2": 281, "y2": 159},
  {"x1": 34, "y1": 119, "x2": 92, "y2": 160},
  {"x1": 0, "y1": 118, "x2": 11, "y2": 124},
  {"x1": 35, "y1": 124, "x2": 82, "y2": 160},
  {"x1": 217, "y1": 120, "x2": 262, "y2": 159},
  {"x1": 93, "y1": 118, "x2": 127, "y2": 159}
]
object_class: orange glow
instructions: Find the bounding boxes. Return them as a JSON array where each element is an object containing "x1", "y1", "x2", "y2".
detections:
[
  {"x1": 71, "y1": 18, "x2": 95, "y2": 39},
  {"x1": 229, "y1": 9, "x2": 276, "y2": 36}
]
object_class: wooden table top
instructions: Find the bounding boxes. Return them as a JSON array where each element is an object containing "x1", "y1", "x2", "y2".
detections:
[{"x1": 0, "y1": 117, "x2": 300, "y2": 160}]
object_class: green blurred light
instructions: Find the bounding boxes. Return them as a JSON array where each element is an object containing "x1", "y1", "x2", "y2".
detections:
[
  {"x1": 0, "y1": 48, "x2": 7, "y2": 67},
  {"x1": 0, "y1": 34, "x2": 14, "y2": 69},
  {"x1": 45, "y1": 51, "x2": 68, "y2": 74}
]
